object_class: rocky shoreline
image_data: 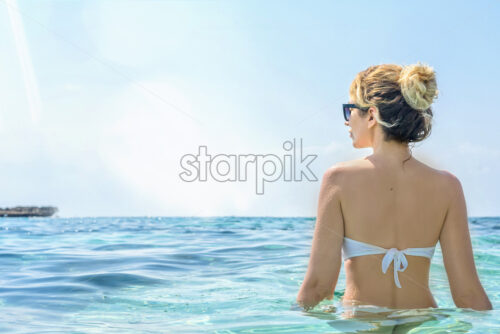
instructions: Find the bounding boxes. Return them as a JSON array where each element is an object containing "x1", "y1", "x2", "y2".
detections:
[{"x1": 0, "y1": 206, "x2": 58, "y2": 217}]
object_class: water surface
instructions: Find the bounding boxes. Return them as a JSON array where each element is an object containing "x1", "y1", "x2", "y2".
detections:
[{"x1": 0, "y1": 216, "x2": 498, "y2": 333}]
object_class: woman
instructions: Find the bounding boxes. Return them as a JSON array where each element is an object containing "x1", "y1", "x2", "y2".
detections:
[{"x1": 296, "y1": 62, "x2": 492, "y2": 312}]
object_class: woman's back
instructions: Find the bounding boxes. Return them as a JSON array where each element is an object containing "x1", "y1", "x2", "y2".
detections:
[
  {"x1": 339, "y1": 156, "x2": 448, "y2": 308},
  {"x1": 296, "y1": 62, "x2": 491, "y2": 312}
]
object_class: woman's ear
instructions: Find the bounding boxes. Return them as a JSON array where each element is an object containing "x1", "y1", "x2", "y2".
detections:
[
  {"x1": 367, "y1": 107, "x2": 375, "y2": 120},
  {"x1": 367, "y1": 106, "x2": 378, "y2": 126}
]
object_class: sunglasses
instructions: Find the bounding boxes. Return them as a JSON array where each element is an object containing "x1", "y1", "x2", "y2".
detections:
[{"x1": 342, "y1": 104, "x2": 369, "y2": 122}]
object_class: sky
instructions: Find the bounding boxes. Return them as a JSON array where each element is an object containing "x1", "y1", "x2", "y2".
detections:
[{"x1": 0, "y1": 0, "x2": 499, "y2": 217}]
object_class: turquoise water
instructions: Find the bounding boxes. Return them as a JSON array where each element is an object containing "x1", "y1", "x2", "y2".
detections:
[{"x1": 0, "y1": 216, "x2": 498, "y2": 333}]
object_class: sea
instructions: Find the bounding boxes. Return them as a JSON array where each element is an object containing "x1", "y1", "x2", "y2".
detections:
[{"x1": 0, "y1": 216, "x2": 498, "y2": 333}]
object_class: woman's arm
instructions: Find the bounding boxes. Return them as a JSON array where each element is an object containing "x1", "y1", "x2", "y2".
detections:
[
  {"x1": 439, "y1": 172, "x2": 492, "y2": 311},
  {"x1": 296, "y1": 165, "x2": 345, "y2": 311}
]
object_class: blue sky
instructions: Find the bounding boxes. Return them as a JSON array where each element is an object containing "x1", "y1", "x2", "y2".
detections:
[{"x1": 0, "y1": 0, "x2": 498, "y2": 217}]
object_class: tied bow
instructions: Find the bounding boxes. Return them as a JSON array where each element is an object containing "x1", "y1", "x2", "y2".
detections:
[{"x1": 381, "y1": 248, "x2": 409, "y2": 288}]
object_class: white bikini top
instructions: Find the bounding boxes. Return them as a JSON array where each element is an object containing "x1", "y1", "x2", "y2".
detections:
[{"x1": 342, "y1": 237, "x2": 436, "y2": 288}]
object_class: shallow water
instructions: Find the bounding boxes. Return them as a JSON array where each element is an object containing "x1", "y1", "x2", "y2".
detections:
[{"x1": 0, "y1": 216, "x2": 498, "y2": 333}]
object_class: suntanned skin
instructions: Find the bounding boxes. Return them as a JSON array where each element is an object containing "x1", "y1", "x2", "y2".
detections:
[
  {"x1": 296, "y1": 103, "x2": 492, "y2": 311},
  {"x1": 339, "y1": 156, "x2": 450, "y2": 309}
]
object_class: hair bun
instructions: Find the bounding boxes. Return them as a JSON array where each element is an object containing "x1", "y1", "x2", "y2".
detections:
[{"x1": 398, "y1": 61, "x2": 439, "y2": 111}]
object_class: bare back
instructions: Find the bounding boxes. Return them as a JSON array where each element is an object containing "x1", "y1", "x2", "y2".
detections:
[{"x1": 339, "y1": 156, "x2": 448, "y2": 309}]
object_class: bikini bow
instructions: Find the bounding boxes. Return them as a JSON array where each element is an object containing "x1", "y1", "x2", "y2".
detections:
[{"x1": 381, "y1": 248, "x2": 409, "y2": 288}]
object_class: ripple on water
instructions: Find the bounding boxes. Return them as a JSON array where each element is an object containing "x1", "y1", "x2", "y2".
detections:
[{"x1": 0, "y1": 216, "x2": 497, "y2": 333}]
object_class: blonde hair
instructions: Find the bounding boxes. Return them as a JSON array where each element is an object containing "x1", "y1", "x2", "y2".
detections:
[{"x1": 349, "y1": 62, "x2": 439, "y2": 143}]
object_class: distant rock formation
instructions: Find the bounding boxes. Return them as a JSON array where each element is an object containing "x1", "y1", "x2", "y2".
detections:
[{"x1": 0, "y1": 206, "x2": 58, "y2": 217}]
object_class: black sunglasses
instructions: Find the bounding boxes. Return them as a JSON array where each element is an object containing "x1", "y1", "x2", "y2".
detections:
[{"x1": 342, "y1": 104, "x2": 369, "y2": 121}]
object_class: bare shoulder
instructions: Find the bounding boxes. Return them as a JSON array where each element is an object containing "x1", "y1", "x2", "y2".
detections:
[
  {"x1": 321, "y1": 159, "x2": 366, "y2": 184},
  {"x1": 436, "y1": 169, "x2": 463, "y2": 197},
  {"x1": 324, "y1": 158, "x2": 456, "y2": 186},
  {"x1": 408, "y1": 159, "x2": 456, "y2": 186},
  {"x1": 415, "y1": 160, "x2": 464, "y2": 202},
  {"x1": 438, "y1": 169, "x2": 460, "y2": 184}
]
